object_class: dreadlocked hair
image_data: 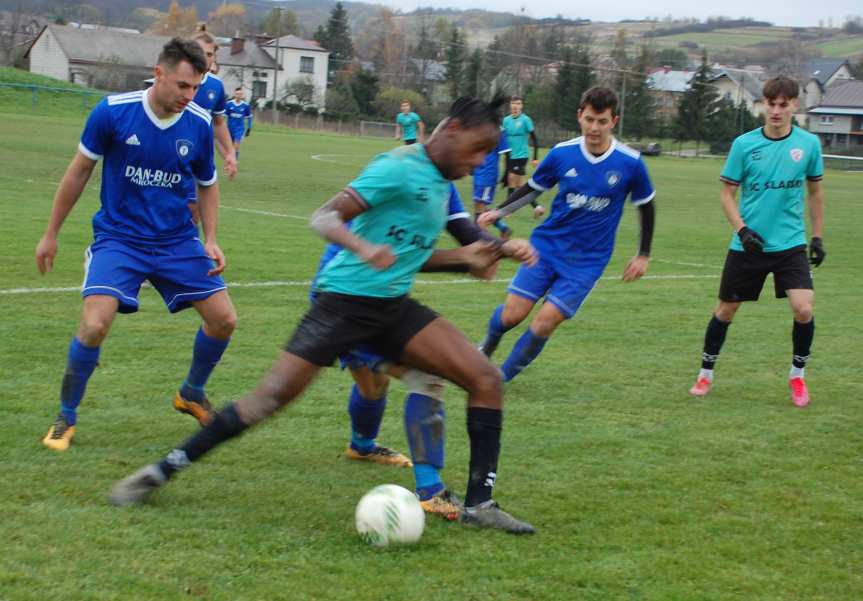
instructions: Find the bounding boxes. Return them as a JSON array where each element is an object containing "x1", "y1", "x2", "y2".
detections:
[{"x1": 448, "y1": 93, "x2": 507, "y2": 129}]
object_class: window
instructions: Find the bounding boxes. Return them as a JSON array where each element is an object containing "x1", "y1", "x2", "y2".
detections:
[
  {"x1": 300, "y1": 56, "x2": 314, "y2": 74},
  {"x1": 252, "y1": 80, "x2": 267, "y2": 101},
  {"x1": 252, "y1": 70, "x2": 268, "y2": 78},
  {"x1": 819, "y1": 115, "x2": 834, "y2": 125}
]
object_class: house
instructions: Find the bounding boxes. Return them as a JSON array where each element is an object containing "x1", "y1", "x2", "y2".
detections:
[
  {"x1": 258, "y1": 34, "x2": 329, "y2": 108},
  {"x1": 647, "y1": 68, "x2": 694, "y2": 121},
  {"x1": 215, "y1": 37, "x2": 279, "y2": 106},
  {"x1": 807, "y1": 79, "x2": 863, "y2": 148},
  {"x1": 801, "y1": 58, "x2": 853, "y2": 111},
  {"x1": 26, "y1": 24, "x2": 168, "y2": 90},
  {"x1": 709, "y1": 68, "x2": 766, "y2": 116}
]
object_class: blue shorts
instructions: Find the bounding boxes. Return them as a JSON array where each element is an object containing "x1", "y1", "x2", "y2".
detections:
[
  {"x1": 507, "y1": 256, "x2": 605, "y2": 319},
  {"x1": 472, "y1": 182, "x2": 496, "y2": 205},
  {"x1": 337, "y1": 344, "x2": 389, "y2": 372},
  {"x1": 82, "y1": 237, "x2": 227, "y2": 314}
]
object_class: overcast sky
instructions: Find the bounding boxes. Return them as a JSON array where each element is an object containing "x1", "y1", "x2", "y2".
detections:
[{"x1": 386, "y1": 0, "x2": 860, "y2": 28}]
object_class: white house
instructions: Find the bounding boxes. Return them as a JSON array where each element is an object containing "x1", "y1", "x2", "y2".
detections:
[
  {"x1": 260, "y1": 34, "x2": 329, "y2": 108},
  {"x1": 710, "y1": 68, "x2": 767, "y2": 117},
  {"x1": 215, "y1": 37, "x2": 280, "y2": 106},
  {"x1": 801, "y1": 58, "x2": 853, "y2": 111},
  {"x1": 807, "y1": 79, "x2": 863, "y2": 148}
]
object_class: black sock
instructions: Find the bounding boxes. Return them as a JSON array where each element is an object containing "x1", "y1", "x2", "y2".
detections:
[
  {"x1": 159, "y1": 403, "x2": 248, "y2": 478},
  {"x1": 792, "y1": 318, "x2": 815, "y2": 369},
  {"x1": 701, "y1": 315, "x2": 731, "y2": 369},
  {"x1": 507, "y1": 187, "x2": 515, "y2": 197},
  {"x1": 465, "y1": 407, "x2": 502, "y2": 507}
]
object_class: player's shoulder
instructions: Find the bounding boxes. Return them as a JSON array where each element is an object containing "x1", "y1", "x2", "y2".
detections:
[
  {"x1": 791, "y1": 126, "x2": 821, "y2": 147},
  {"x1": 106, "y1": 90, "x2": 144, "y2": 106},
  {"x1": 185, "y1": 101, "x2": 213, "y2": 127},
  {"x1": 731, "y1": 127, "x2": 765, "y2": 150},
  {"x1": 611, "y1": 139, "x2": 643, "y2": 162},
  {"x1": 550, "y1": 136, "x2": 581, "y2": 152}
]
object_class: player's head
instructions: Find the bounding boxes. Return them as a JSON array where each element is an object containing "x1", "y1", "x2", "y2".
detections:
[
  {"x1": 400, "y1": 100, "x2": 411, "y2": 113},
  {"x1": 577, "y1": 86, "x2": 619, "y2": 148},
  {"x1": 509, "y1": 96, "x2": 523, "y2": 116},
  {"x1": 233, "y1": 86, "x2": 245, "y2": 101},
  {"x1": 153, "y1": 37, "x2": 208, "y2": 113},
  {"x1": 762, "y1": 76, "x2": 799, "y2": 130},
  {"x1": 194, "y1": 31, "x2": 219, "y2": 71},
  {"x1": 428, "y1": 94, "x2": 506, "y2": 180}
]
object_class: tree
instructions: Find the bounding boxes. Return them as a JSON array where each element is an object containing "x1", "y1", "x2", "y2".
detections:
[
  {"x1": 372, "y1": 86, "x2": 426, "y2": 119},
  {"x1": 462, "y1": 48, "x2": 483, "y2": 97},
  {"x1": 148, "y1": 0, "x2": 198, "y2": 37},
  {"x1": 675, "y1": 49, "x2": 720, "y2": 155},
  {"x1": 326, "y1": 83, "x2": 360, "y2": 116},
  {"x1": 207, "y1": 3, "x2": 247, "y2": 38},
  {"x1": 444, "y1": 27, "x2": 466, "y2": 99},
  {"x1": 260, "y1": 8, "x2": 299, "y2": 37},
  {"x1": 610, "y1": 28, "x2": 629, "y2": 90},
  {"x1": 851, "y1": 54, "x2": 863, "y2": 79},
  {"x1": 621, "y1": 45, "x2": 655, "y2": 140},
  {"x1": 282, "y1": 78, "x2": 316, "y2": 106},
  {"x1": 349, "y1": 67, "x2": 379, "y2": 115},
  {"x1": 360, "y1": 9, "x2": 406, "y2": 86},
  {"x1": 655, "y1": 47, "x2": 689, "y2": 69},
  {"x1": 315, "y1": 2, "x2": 353, "y2": 68}
]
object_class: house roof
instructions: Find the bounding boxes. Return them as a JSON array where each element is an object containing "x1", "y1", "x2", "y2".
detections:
[
  {"x1": 263, "y1": 34, "x2": 328, "y2": 53},
  {"x1": 216, "y1": 42, "x2": 279, "y2": 70},
  {"x1": 647, "y1": 69, "x2": 694, "y2": 93},
  {"x1": 805, "y1": 58, "x2": 850, "y2": 87},
  {"x1": 710, "y1": 68, "x2": 765, "y2": 100},
  {"x1": 26, "y1": 24, "x2": 169, "y2": 67},
  {"x1": 410, "y1": 58, "x2": 446, "y2": 82},
  {"x1": 812, "y1": 79, "x2": 863, "y2": 109}
]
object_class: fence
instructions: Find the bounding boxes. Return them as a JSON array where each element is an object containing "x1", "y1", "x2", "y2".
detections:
[{"x1": 0, "y1": 82, "x2": 106, "y2": 116}]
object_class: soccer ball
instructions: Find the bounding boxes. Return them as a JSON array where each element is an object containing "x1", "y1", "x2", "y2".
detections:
[{"x1": 355, "y1": 484, "x2": 425, "y2": 547}]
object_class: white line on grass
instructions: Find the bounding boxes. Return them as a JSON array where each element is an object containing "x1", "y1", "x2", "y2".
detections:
[
  {"x1": 220, "y1": 205, "x2": 309, "y2": 221},
  {"x1": 309, "y1": 153, "x2": 366, "y2": 164},
  {"x1": 0, "y1": 274, "x2": 718, "y2": 297},
  {"x1": 653, "y1": 258, "x2": 722, "y2": 270}
]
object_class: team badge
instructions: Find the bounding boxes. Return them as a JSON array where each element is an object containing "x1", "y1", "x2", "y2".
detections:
[
  {"x1": 176, "y1": 139, "x2": 193, "y2": 158},
  {"x1": 790, "y1": 148, "x2": 804, "y2": 162},
  {"x1": 208, "y1": 90, "x2": 216, "y2": 102},
  {"x1": 606, "y1": 171, "x2": 622, "y2": 188},
  {"x1": 751, "y1": 150, "x2": 762, "y2": 161}
]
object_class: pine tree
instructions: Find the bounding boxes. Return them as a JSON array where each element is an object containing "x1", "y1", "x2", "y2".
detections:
[
  {"x1": 463, "y1": 48, "x2": 483, "y2": 97},
  {"x1": 675, "y1": 49, "x2": 719, "y2": 155},
  {"x1": 444, "y1": 27, "x2": 466, "y2": 99},
  {"x1": 621, "y1": 45, "x2": 655, "y2": 140},
  {"x1": 316, "y1": 2, "x2": 353, "y2": 67}
]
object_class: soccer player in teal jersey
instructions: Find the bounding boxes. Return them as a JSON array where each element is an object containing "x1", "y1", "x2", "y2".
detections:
[
  {"x1": 395, "y1": 100, "x2": 425, "y2": 145},
  {"x1": 501, "y1": 97, "x2": 544, "y2": 219},
  {"x1": 688, "y1": 76, "x2": 825, "y2": 407},
  {"x1": 111, "y1": 96, "x2": 536, "y2": 534}
]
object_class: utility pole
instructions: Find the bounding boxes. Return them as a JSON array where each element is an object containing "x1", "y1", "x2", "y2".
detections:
[
  {"x1": 271, "y1": 11, "x2": 282, "y2": 124},
  {"x1": 619, "y1": 73, "x2": 626, "y2": 139}
]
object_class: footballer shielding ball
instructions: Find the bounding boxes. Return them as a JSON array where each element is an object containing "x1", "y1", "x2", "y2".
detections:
[{"x1": 355, "y1": 484, "x2": 425, "y2": 547}]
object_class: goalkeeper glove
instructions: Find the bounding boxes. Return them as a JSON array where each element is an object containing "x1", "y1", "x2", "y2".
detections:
[
  {"x1": 808, "y1": 236, "x2": 825, "y2": 267},
  {"x1": 737, "y1": 226, "x2": 765, "y2": 254}
]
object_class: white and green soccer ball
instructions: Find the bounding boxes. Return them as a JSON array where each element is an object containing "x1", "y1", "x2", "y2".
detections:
[{"x1": 355, "y1": 484, "x2": 425, "y2": 547}]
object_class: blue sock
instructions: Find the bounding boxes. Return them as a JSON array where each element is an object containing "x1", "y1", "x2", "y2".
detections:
[
  {"x1": 235, "y1": 149, "x2": 240, "y2": 161},
  {"x1": 180, "y1": 327, "x2": 230, "y2": 402},
  {"x1": 483, "y1": 304, "x2": 515, "y2": 350},
  {"x1": 404, "y1": 392, "x2": 445, "y2": 499},
  {"x1": 494, "y1": 218, "x2": 509, "y2": 233},
  {"x1": 60, "y1": 338, "x2": 100, "y2": 425},
  {"x1": 501, "y1": 329, "x2": 549, "y2": 382},
  {"x1": 348, "y1": 384, "x2": 386, "y2": 453}
]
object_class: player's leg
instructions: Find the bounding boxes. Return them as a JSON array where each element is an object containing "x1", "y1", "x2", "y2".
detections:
[
  {"x1": 775, "y1": 248, "x2": 816, "y2": 406},
  {"x1": 394, "y1": 311, "x2": 534, "y2": 533},
  {"x1": 232, "y1": 137, "x2": 242, "y2": 161},
  {"x1": 499, "y1": 301, "x2": 566, "y2": 382},
  {"x1": 474, "y1": 185, "x2": 511, "y2": 237}
]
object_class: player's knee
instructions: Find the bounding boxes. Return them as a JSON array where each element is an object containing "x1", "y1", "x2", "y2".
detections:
[
  {"x1": 206, "y1": 309, "x2": 237, "y2": 339},
  {"x1": 465, "y1": 362, "x2": 502, "y2": 400},
  {"x1": 78, "y1": 315, "x2": 112, "y2": 345},
  {"x1": 793, "y1": 304, "x2": 813, "y2": 323},
  {"x1": 501, "y1": 304, "x2": 529, "y2": 327},
  {"x1": 531, "y1": 316, "x2": 560, "y2": 337},
  {"x1": 357, "y1": 375, "x2": 389, "y2": 399},
  {"x1": 714, "y1": 302, "x2": 740, "y2": 322}
]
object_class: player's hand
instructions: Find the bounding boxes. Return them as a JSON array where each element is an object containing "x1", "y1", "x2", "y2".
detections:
[
  {"x1": 501, "y1": 239, "x2": 538, "y2": 267},
  {"x1": 470, "y1": 260, "x2": 499, "y2": 281},
  {"x1": 622, "y1": 255, "x2": 649, "y2": 282},
  {"x1": 205, "y1": 241, "x2": 226, "y2": 276},
  {"x1": 461, "y1": 241, "x2": 502, "y2": 273},
  {"x1": 477, "y1": 210, "x2": 500, "y2": 228},
  {"x1": 532, "y1": 204, "x2": 546, "y2": 220},
  {"x1": 35, "y1": 234, "x2": 58, "y2": 274},
  {"x1": 809, "y1": 236, "x2": 825, "y2": 267},
  {"x1": 359, "y1": 243, "x2": 396, "y2": 270},
  {"x1": 737, "y1": 226, "x2": 765, "y2": 254},
  {"x1": 531, "y1": 159, "x2": 539, "y2": 167},
  {"x1": 224, "y1": 153, "x2": 238, "y2": 180}
]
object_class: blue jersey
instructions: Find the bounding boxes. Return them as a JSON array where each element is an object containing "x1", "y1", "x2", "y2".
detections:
[
  {"x1": 226, "y1": 99, "x2": 252, "y2": 140},
  {"x1": 473, "y1": 131, "x2": 511, "y2": 186},
  {"x1": 78, "y1": 89, "x2": 217, "y2": 245},
  {"x1": 193, "y1": 73, "x2": 226, "y2": 118},
  {"x1": 527, "y1": 137, "x2": 655, "y2": 267}
]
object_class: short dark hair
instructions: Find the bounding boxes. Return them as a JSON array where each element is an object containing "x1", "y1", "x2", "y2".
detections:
[
  {"x1": 157, "y1": 37, "x2": 207, "y2": 75},
  {"x1": 579, "y1": 86, "x2": 619, "y2": 117},
  {"x1": 235, "y1": 86, "x2": 243, "y2": 91},
  {"x1": 448, "y1": 94, "x2": 507, "y2": 129},
  {"x1": 763, "y1": 76, "x2": 799, "y2": 101},
  {"x1": 194, "y1": 30, "x2": 218, "y2": 48},
  {"x1": 510, "y1": 96, "x2": 523, "y2": 103}
]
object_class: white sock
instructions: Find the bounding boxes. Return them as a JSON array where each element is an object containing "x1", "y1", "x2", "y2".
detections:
[
  {"x1": 789, "y1": 366, "x2": 805, "y2": 379},
  {"x1": 698, "y1": 368, "x2": 714, "y2": 382}
]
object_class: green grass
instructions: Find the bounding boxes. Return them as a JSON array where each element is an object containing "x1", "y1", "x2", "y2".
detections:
[
  {"x1": 1, "y1": 112, "x2": 862, "y2": 601},
  {"x1": 814, "y1": 36, "x2": 863, "y2": 58},
  {"x1": 0, "y1": 67, "x2": 106, "y2": 118}
]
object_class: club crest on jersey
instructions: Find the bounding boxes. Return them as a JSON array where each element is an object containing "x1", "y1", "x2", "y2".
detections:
[
  {"x1": 790, "y1": 148, "x2": 804, "y2": 162},
  {"x1": 176, "y1": 139, "x2": 193, "y2": 158},
  {"x1": 606, "y1": 170, "x2": 622, "y2": 188},
  {"x1": 207, "y1": 90, "x2": 216, "y2": 102},
  {"x1": 416, "y1": 187, "x2": 429, "y2": 203}
]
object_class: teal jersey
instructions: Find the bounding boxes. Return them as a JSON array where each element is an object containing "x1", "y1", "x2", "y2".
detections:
[
  {"x1": 721, "y1": 126, "x2": 823, "y2": 252},
  {"x1": 502, "y1": 113, "x2": 535, "y2": 159},
  {"x1": 315, "y1": 144, "x2": 450, "y2": 298},
  {"x1": 396, "y1": 112, "x2": 421, "y2": 141}
]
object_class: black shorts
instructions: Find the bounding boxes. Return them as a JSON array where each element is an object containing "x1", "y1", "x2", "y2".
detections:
[
  {"x1": 404, "y1": 139, "x2": 417, "y2": 145},
  {"x1": 507, "y1": 158, "x2": 528, "y2": 175},
  {"x1": 285, "y1": 292, "x2": 439, "y2": 367},
  {"x1": 718, "y1": 246, "x2": 812, "y2": 302}
]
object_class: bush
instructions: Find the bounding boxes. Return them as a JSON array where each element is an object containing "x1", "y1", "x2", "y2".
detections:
[{"x1": 372, "y1": 87, "x2": 427, "y2": 120}]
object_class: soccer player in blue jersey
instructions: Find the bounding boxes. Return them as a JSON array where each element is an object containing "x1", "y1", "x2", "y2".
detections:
[
  {"x1": 226, "y1": 87, "x2": 252, "y2": 161},
  {"x1": 394, "y1": 100, "x2": 424, "y2": 145},
  {"x1": 478, "y1": 86, "x2": 656, "y2": 382},
  {"x1": 193, "y1": 32, "x2": 237, "y2": 180},
  {"x1": 688, "y1": 76, "x2": 825, "y2": 407},
  {"x1": 473, "y1": 129, "x2": 513, "y2": 238},
  {"x1": 501, "y1": 97, "x2": 544, "y2": 219},
  {"x1": 35, "y1": 39, "x2": 237, "y2": 451},
  {"x1": 112, "y1": 96, "x2": 536, "y2": 534}
]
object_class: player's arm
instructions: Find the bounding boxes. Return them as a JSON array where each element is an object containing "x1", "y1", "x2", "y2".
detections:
[
  {"x1": 394, "y1": 122, "x2": 401, "y2": 140},
  {"x1": 477, "y1": 183, "x2": 543, "y2": 227},
  {"x1": 807, "y1": 178, "x2": 825, "y2": 266},
  {"x1": 529, "y1": 131, "x2": 539, "y2": 164},
  {"x1": 212, "y1": 114, "x2": 237, "y2": 179},
  {"x1": 418, "y1": 120, "x2": 426, "y2": 143},
  {"x1": 622, "y1": 200, "x2": 655, "y2": 282},
  {"x1": 196, "y1": 182, "x2": 226, "y2": 275},
  {"x1": 430, "y1": 216, "x2": 537, "y2": 270},
  {"x1": 35, "y1": 151, "x2": 97, "y2": 274},
  {"x1": 245, "y1": 111, "x2": 252, "y2": 136},
  {"x1": 310, "y1": 189, "x2": 395, "y2": 269},
  {"x1": 421, "y1": 242, "x2": 502, "y2": 278}
]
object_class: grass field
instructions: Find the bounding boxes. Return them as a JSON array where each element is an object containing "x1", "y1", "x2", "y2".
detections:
[
  {"x1": 1, "y1": 110, "x2": 862, "y2": 601},
  {"x1": 815, "y1": 37, "x2": 863, "y2": 58}
]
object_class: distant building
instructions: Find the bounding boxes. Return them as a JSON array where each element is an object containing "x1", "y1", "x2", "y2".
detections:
[
  {"x1": 709, "y1": 67, "x2": 767, "y2": 117},
  {"x1": 807, "y1": 79, "x2": 863, "y2": 148},
  {"x1": 801, "y1": 58, "x2": 853, "y2": 113},
  {"x1": 647, "y1": 67, "x2": 694, "y2": 121},
  {"x1": 258, "y1": 34, "x2": 329, "y2": 108},
  {"x1": 216, "y1": 37, "x2": 280, "y2": 107}
]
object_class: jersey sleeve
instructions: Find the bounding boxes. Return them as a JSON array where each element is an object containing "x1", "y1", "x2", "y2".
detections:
[
  {"x1": 629, "y1": 157, "x2": 656, "y2": 206},
  {"x1": 213, "y1": 85, "x2": 227, "y2": 115},
  {"x1": 78, "y1": 99, "x2": 112, "y2": 160},
  {"x1": 446, "y1": 183, "x2": 470, "y2": 221},
  {"x1": 720, "y1": 138, "x2": 744, "y2": 185},
  {"x1": 527, "y1": 147, "x2": 559, "y2": 191},
  {"x1": 806, "y1": 139, "x2": 824, "y2": 181},
  {"x1": 525, "y1": 115, "x2": 535, "y2": 133},
  {"x1": 347, "y1": 154, "x2": 404, "y2": 208},
  {"x1": 498, "y1": 131, "x2": 511, "y2": 154},
  {"x1": 193, "y1": 124, "x2": 218, "y2": 186}
]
